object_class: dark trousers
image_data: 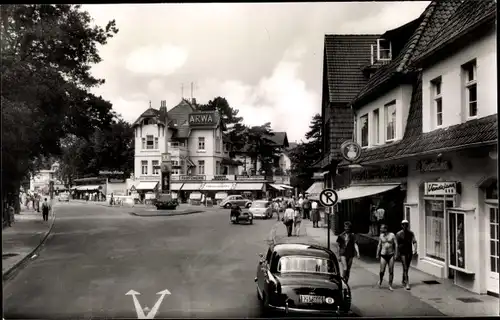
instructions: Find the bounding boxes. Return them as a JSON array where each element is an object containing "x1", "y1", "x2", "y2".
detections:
[
  {"x1": 285, "y1": 220, "x2": 293, "y2": 236},
  {"x1": 303, "y1": 209, "x2": 310, "y2": 219},
  {"x1": 42, "y1": 210, "x2": 49, "y2": 221}
]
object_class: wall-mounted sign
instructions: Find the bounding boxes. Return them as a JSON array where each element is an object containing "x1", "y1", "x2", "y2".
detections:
[
  {"x1": 212, "y1": 175, "x2": 229, "y2": 181},
  {"x1": 425, "y1": 182, "x2": 457, "y2": 196},
  {"x1": 99, "y1": 170, "x2": 124, "y2": 175},
  {"x1": 189, "y1": 112, "x2": 216, "y2": 126},
  {"x1": 340, "y1": 141, "x2": 362, "y2": 162},
  {"x1": 109, "y1": 178, "x2": 126, "y2": 183},
  {"x1": 161, "y1": 153, "x2": 170, "y2": 163},
  {"x1": 417, "y1": 159, "x2": 452, "y2": 173},
  {"x1": 179, "y1": 175, "x2": 205, "y2": 181},
  {"x1": 352, "y1": 164, "x2": 407, "y2": 181},
  {"x1": 201, "y1": 183, "x2": 235, "y2": 191},
  {"x1": 236, "y1": 175, "x2": 266, "y2": 181}
]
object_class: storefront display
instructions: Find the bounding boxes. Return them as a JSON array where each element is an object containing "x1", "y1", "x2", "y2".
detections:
[
  {"x1": 424, "y1": 200, "x2": 447, "y2": 261},
  {"x1": 449, "y1": 210, "x2": 466, "y2": 269}
]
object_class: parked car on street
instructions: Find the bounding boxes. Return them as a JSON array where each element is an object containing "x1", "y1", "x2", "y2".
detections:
[
  {"x1": 220, "y1": 195, "x2": 252, "y2": 209},
  {"x1": 255, "y1": 241, "x2": 352, "y2": 316},
  {"x1": 249, "y1": 200, "x2": 272, "y2": 219},
  {"x1": 58, "y1": 193, "x2": 69, "y2": 202}
]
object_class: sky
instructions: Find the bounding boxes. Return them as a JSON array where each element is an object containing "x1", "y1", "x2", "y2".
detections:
[{"x1": 84, "y1": 2, "x2": 430, "y2": 143}]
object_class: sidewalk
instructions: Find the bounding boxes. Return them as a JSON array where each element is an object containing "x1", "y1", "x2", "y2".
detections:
[
  {"x1": 280, "y1": 215, "x2": 499, "y2": 317},
  {"x1": 2, "y1": 201, "x2": 57, "y2": 281}
]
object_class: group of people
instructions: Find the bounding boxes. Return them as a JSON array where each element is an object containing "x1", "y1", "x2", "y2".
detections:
[
  {"x1": 276, "y1": 194, "x2": 321, "y2": 237},
  {"x1": 336, "y1": 219, "x2": 417, "y2": 291}
]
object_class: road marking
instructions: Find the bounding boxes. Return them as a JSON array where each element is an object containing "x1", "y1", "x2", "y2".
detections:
[{"x1": 126, "y1": 289, "x2": 171, "y2": 319}]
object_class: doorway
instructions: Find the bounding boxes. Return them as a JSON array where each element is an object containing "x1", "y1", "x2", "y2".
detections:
[{"x1": 487, "y1": 205, "x2": 499, "y2": 295}]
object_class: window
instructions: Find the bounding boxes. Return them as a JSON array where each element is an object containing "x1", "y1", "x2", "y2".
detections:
[
  {"x1": 216, "y1": 137, "x2": 221, "y2": 153},
  {"x1": 198, "y1": 137, "x2": 205, "y2": 151},
  {"x1": 216, "y1": 161, "x2": 220, "y2": 175},
  {"x1": 432, "y1": 77, "x2": 443, "y2": 127},
  {"x1": 424, "y1": 200, "x2": 453, "y2": 261},
  {"x1": 172, "y1": 169, "x2": 179, "y2": 175},
  {"x1": 384, "y1": 101, "x2": 396, "y2": 141},
  {"x1": 359, "y1": 114, "x2": 369, "y2": 147},
  {"x1": 277, "y1": 256, "x2": 337, "y2": 275},
  {"x1": 141, "y1": 160, "x2": 148, "y2": 175},
  {"x1": 224, "y1": 143, "x2": 229, "y2": 153},
  {"x1": 377, "y1": 39, "x2": 392, "y2": 61},
  {"x1": 152, "y1": 160, "x2": 159, "y2": 175},
  {"x1": 463, "y1": 60, "x2": 477, "y2": 118},
  {"x1": 198, "y1": 160, "x2": 205, "y2": 174},
  {"x1": 373, "y1": 109, "x2": 380, "y2": 144},
  {"x1": 146, "y1": 135, "x2": 154, "y2": 149},
  {"x1": 449, "y1": 211, "x2": 465, "y2": 269},
  {"x1": 154, "y1": 137, "x2": 159, "y2": 149},
  {"x1": 141, "y1": 138, "x2": 146, "y2": 149}
]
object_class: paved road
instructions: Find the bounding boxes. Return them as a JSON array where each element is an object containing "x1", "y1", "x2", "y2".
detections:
[{"x1": 3, "y1": 202, "x2": 278, "y2": 318}]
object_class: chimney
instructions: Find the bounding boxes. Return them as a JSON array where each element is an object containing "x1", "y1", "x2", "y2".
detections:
[
  {"x1": 191, "y1": 98, "x2": 197, "y2": 105},
  {"x1": 159, "y1": 100, "x2": 167, "y2": 123}
]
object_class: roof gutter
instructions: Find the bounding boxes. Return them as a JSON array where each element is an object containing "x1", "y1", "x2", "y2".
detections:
[
  {"x1": 412, "y1": 11, "x2": 496, "y2": 68},
  {"x1": 358, "y1": 140, "x2": 497, "y2": 166}
]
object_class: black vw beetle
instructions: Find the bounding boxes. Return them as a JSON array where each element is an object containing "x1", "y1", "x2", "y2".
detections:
[{"x1": 255, "y1": 242, "x2": 352, "y2": 316}]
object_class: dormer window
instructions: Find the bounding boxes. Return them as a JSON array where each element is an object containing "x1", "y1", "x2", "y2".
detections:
[{"x1": 371, "y1": 39, "x2": 392, "y2": 64}]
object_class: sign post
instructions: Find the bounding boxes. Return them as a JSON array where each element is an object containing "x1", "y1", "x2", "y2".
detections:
[{"x1": 319, "y1": 188, "x2": 339, "y2": 250}]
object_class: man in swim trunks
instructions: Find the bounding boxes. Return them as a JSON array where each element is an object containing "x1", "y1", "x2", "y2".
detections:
[
  {"x1": 376, "y1": 224, "x2": 398, "y2": 291},
  {"x1": 396, "y1": 219, "x2": 417, "y2": 290}
]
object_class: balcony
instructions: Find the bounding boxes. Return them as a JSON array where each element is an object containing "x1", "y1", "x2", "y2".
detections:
[{"x1": 169, "y1": 144, "x2": 189, "y2": 158}]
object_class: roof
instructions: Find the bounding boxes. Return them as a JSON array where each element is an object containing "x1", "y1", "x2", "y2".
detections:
[
  {"x1": 350, "y1": 0, "x2": 465, "y2": 109},
  {"x1": 272, "y1": 242, "x2": 333, "y2": 259},
  {"x1": 411, "y1": 0, "x2": 497, "y2": 66},
  {"x1": 265, "y1": 132, "x2": 289, "y2": 148},
  {"x1": 132, "y1": 108, "x2": 164, "y2": 127},
  {"x1": 168, "y1": 99, "x2": 197, "y2": 139},
  {"x1": 324, "y1": 34, "x2": 380, "y2": 104}
]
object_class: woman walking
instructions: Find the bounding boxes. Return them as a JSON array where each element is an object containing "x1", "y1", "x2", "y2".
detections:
[{"x1": 294, "y1": 202, "x2": 302, "y2": 236}]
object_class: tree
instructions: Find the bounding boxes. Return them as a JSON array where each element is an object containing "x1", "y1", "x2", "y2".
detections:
[
  {"x1": 1, "y1": 5, "x2": 118, "y2": 206},
  {"x1": 241, "y1": 123, "x2": 280, "y2": 176},
  {"x1": 289, "y1": 113, "x2": 323, "y2": 191},
  {"x1": 197, "y1": 96, "x2": 243, "y2": 131}
]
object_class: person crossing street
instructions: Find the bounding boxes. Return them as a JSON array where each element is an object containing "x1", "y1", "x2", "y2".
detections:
[{"x1": 41, "y1": 198, "x2": 51, "y2": 222}]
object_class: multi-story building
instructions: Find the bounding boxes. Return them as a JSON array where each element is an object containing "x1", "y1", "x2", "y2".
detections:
[
  {"x1": 131, "y1": 99, "x2": 293, "y2": 202},
  {"x1": 318, "y1": 0, "x2": 498, "y2": 295},
  {"x1": 30, "y1": 162, "x2": 67, "y2": 195}
]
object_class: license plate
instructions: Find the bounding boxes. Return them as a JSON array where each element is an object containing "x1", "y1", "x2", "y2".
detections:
[
  {"x1": 231, "y1": 217, "x2": 236, "y2": 221},
  {"x1": 299, "y1": 295, "x2": 325, "y2": 304}
]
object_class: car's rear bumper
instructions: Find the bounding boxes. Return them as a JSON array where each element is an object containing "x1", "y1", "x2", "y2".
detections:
[{"x1": 268, "y1": 304, "x2": 351, "y2": 316}]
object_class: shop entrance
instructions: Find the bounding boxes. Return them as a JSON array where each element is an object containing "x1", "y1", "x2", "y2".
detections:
[{"x1": 486, "y1": 205, "x2": 499, "y2": 295}]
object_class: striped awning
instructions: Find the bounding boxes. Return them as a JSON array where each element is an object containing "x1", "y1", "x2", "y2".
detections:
[
  {"x1": 181, "y1": 183, "x2": 202, "y2": 191},
  {"x1": 269, "y1": 184, "x2": 284, "y2": 191},
  {"x1": 279, "y1": 185, "x2": 294, "y2": 189},
  {"x1": 136, "y1": 181, "x2": 159, "y2": 190},
  {"x1": 76, "y1": 185, "x2": 100, "y2": 191},
  {"x1": 170, "y1": 183, "x2": 184, "y2": 191},
  {"x1": 233, "y1": 183, "x2": 264, "y2": 191}
]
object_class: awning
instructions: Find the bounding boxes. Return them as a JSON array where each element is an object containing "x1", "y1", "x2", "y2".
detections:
[
  {"x1": 269, "y1": 184, "x2": 284, "y2": 191},
  {"x1": 201, "y1": 182, "x2": 234, "y2": 191},
  {"x1": 170, "y1": 183, "x2": 184, "y2": 191},
  {"x1": 279, "y1": 185, "x2": 294, "y2": 189},
  {"x1": 136, "y1": 181, "x2": 159, "y2": 190},
  {"x1": 306, "y1": 182, "x2": 323, "y2": 195},
  {"x1": 336, "y1": 184, "x2": 400, "y2": 201},
  {"x1": 77, "y1": 185, "x2": 100, "y2": 191},
  {"x1": 182, "y1": 156, "x2": 195, "y2": 167},
  {"x1": 233, "y1": 183, "x2": 264, "y2": 191},
  {"x1": 181, "y1": 183, "x2": 202, "y2": 191}
]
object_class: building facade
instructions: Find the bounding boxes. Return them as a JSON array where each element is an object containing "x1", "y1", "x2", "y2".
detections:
[
  {"x1": 327, "y1": 0, "x2": 497, "y2": 295},
  {"x1": 30, "y1": 162, "x2": 67, "y2": 195},
  {"x1": 131, "y1": 99, "x2": 293, "y2": 202}
]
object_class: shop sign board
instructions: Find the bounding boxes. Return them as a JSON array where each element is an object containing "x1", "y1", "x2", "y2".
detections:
[
  {"x1": 425, "y1": 182, "x2": 457, "y2": 196},
  {"x1": 417, "y1": 159, "x2": 452, "y2": 173},
  {"x1": 179, "y1": 175, "x2": 205, "y2": 181},
  {"x1": 340, "y1": 141, "x2": 362, "y2": 162},
  {"x1": 189, "y1": 112, "x2": 217, "y2": 126},
  {"x1": 236, "y1": 175, "x2": 265, "y2": 181},
  {"x1": 352, "y1": 164, "x2": 407, "y2": 181},
  {"x1": 202, "y1": 183, "x2": 236, "y2": 191}
]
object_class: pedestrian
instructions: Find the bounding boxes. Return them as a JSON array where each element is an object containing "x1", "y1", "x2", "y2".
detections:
[
  {"x1": 8, "y1": 205, "x2": 15, "y2": 227},
  {"x1": 293, "y1": 202, "x2": 302, "y2": 236},
  {"x1": 302, "y1": 196, "x2": 311, "y2": 220},
  {"x1": 336, "y1": 221, "x2": 360, "y2": 284},
  {"x1": 275, "y1": 200, "x2": 281, "y2": 221},
  {"x1": 311, "y1": 200, "x2": 320, "y2": 227},
  {"x1": 396, "y1": 220, "x2": 417, "y2": 290},
  {"x1": 283, "y1": 203, "x2": 295, "y2": 237},
  {"x1": 41, "y1": 198, "x2": 51, "y2": 221},
  {"x1": 298, "y1": 194, "x2": 304, "y2": 218},
  {"x1": 376, "y1": 224, "x2": 398, "y2": 291}
]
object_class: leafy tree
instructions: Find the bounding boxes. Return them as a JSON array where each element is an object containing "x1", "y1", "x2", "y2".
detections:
[
  {"x1": 289, "y1": 113, "x2": 323, "y2": 190},
  {"x1": 240, "y1": 123, "x2": 280, "y2": 176},
  {"x1": 1, "y1": 5, "x2": 118, "y2": 206}
]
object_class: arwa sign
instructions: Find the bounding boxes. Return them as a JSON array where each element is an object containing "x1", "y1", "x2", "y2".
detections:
[{"x1": 189, "y1": 112, "x2": 217, "y2": 126}]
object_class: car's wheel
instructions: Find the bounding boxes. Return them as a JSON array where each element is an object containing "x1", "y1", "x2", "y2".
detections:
[
  {"x1": 224, "y1": 203, "x2": 231, "y2": 209},
  {"x1": 246, "y1": 202, "x2": 252, "y2": 208}
]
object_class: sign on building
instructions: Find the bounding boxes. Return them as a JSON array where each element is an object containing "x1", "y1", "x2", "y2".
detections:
[
  {"x1": 189, "y1": 112, "x2": 216, "y2": 126},
  {"x1": 180, "y1": 175, "x2": 205, "y2": 181},
  {"x1": 424, "y1": 182, "x2": 457, "y2": 196},
  {"x1": 236, "y1": 175, "x2": 266, "y2": 181}
]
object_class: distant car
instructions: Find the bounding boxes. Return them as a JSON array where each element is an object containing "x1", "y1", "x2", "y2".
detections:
[
  {"x1": 249, "y1": 200, "x2": 272, "y2": 219},
  {"x1": 255, "y1": 242, "x2": 352, "y2": 316},
  {"x1": 58, "y1": 193, "x2": 69, "y2": 202},
  {"x1": 220, "y1": 195, "x2": 252, "y2": 209},
  {"x1": 230, "y1": 207, "x2": 253, "y2": 224}
]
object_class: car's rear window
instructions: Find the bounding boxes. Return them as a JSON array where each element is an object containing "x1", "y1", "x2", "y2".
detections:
[
  {"x1": 277, "y1": 255, "x2": 336, "y2": 274},
  {"x1": 252, "y1": 202, "x2": 268, "y2": 208}
]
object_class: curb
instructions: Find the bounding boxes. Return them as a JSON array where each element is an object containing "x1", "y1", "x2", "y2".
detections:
[
  {"x1": 130, "y1": 210, "x2": 203, "y2": 217},
  {"x1": 2, "y1": 202, "x2": 58, "y2": 282}
]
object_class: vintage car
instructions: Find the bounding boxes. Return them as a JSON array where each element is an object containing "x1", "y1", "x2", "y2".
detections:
[
  {"x1": 255, "y1": 242, "x2": 352, "y2": 316},
  {"x1": 230, "y1": 206, "x2": 253, "y2": 224},
  {"x1": 58, "y1": 193, "x2": 70, "y2": 202},
  {"x1": 220, "y1": 195, "x2": 252, "y2": 209},
  {"x1": 249, "y1": 200, "x2": 273, "y2": 219}
]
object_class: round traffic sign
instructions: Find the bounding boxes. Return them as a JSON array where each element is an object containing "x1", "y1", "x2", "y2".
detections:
[{"x1": 319, "y1": 188, "x2": 338, "y2": 207}]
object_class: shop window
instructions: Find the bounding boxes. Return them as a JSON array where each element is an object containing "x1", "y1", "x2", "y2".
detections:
[
  {"x1": 424, "y1": 200, "x2": 450, "y2": 261},
  {"x1": 449, "y1": 211, "x2": 466, "y2": 269}
]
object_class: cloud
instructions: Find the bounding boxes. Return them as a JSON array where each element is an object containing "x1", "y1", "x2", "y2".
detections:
[{"x1": 125, "y1": 44, "x2": 189, "y2": 75}]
